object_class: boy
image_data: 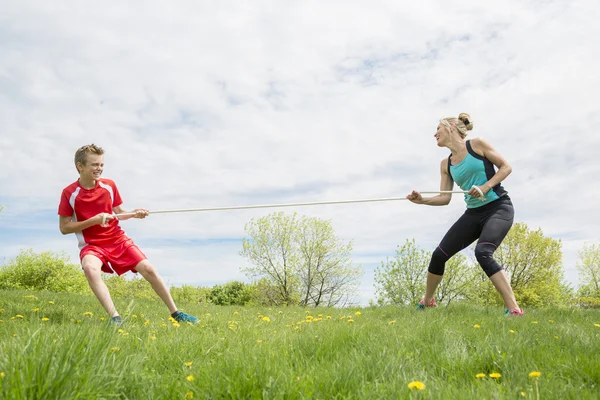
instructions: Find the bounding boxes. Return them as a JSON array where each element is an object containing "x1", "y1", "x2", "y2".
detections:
[{"x1": 58, "y1": 144, "x2": 199, "y2": 324}]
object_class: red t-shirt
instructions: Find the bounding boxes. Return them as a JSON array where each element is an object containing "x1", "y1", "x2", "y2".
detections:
[{"x1": 58, "y1": 178, "x2": 128, "y2": 248}]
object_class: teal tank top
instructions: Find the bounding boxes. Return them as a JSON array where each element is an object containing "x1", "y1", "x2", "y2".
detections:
[{"x1": 448, "y1": 140, "x2": 507, "y2": 208}]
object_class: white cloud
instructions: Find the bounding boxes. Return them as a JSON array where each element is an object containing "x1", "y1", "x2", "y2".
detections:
[{"x1": 1, "y1": 0, "x2": 599, "y2": 305}]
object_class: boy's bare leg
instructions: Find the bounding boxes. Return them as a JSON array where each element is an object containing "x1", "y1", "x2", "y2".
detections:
[
  {"x1": 82, "y1": 255, "x2": 119, "y2": 318},
  {"x1": 135, "y1": 260, "x2": 178, "y2": 314}
]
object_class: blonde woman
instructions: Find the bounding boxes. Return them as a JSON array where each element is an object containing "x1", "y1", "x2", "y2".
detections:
[{"x1": 407, "y1": 113, "x2": 523, "y2": 316}]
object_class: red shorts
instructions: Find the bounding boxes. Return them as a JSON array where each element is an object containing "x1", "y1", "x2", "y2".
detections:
[{"x1": 79, "y1": 238, "x2": 147, "y2": 276}]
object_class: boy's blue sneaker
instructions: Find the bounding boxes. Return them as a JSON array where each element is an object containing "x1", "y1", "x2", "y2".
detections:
[{"x1": 171, "y1": 311, "x2": 200, "y2": 324}]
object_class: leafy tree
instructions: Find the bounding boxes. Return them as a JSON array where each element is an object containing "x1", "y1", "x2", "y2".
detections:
[
  {"x1": 240, "y1": 212, "x2": 362, "y2": 307},
  {"x1": 436, "y1": 253, "x2": 476, "y2": 306},
  {"x1": 297, "y1": 217, "x2": 361, "y2": 307},
  {"x1": 375, "y1": 239, "x2": 478, "y2": 306},
  {"x1": 475, "y1": 223, "x2": 570, "y2": 307},
  {"x1": 374, "y1": 239, "x2": 428, "y2": 306},
  {"x1": 576, "y1": 243, "x2": 600, "y2": 298}
]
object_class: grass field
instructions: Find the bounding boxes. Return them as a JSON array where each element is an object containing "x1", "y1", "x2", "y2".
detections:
[{"x1": 0, "y1": 289, "x2": 599, "y2": 399}]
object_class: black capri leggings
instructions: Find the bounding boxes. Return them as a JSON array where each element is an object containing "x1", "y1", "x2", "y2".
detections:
[{"x1": 428, "y1": 196, "x2": 514, "y2": 277}]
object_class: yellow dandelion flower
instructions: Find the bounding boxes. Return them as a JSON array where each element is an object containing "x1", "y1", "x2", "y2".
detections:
[
  {"x1": 257, "y1": 339, "x2": 263, "y2": 344},
  {"x1": 144, "y1": 320, "x2": 150, "y2": 326},
  {"x1": 185, "y1": 361, "x2": 193, "y2": 367},
  {"x1": 262, "y1": 316, "x2": 271, "y2": 322},
  {"x1": 407, "y1": 381, "x2": 425, "y2": 390},
  {"x1": 162, "y1": 323, "x2": 167, "y2": 327},
  {"x1": 388, "y1": 320, "x2": 396, "y2": 325},
  {"x1": 528, "y1": 371, "x2": 541, "y2": 379},
  {"x1": 48, "y1": 301, "x2": 54, "y2": 305},
  {"x1": 531, "y1": 321, "x2": 538, "y2": 324},
  {"x1": 475, "y1": 373, "x2": 486, "y2": 379},
  {"x1": 132, "y1": 314, "x2": 138, "y2": 319},
  {"x1": 548, "y1": 320, "x2": 554, "y2": 323},
  {"x1": 327, "y1": 316, "x2": 332, "y2": 319},
  {"x1": 77, "y1": 320, "x2": 82, "y2": 323},
  {"x1": 16, "y1": 315, "x2": 24, "y2": 319},
  {"x1": 554, "y1": 336, "x2": 559, "y2": 339},
  {"x1": 110, "y1": 347, "x2": 120, "y2": 352},
  {"x1": 520, "y1": 392, "x2": 526, "y2": 397},
  {"x1": 122, "y1": 332, "x2": 129, "y2": 337},
  {"x1": 168, "y1": 317, "x2": 176, "y2": 322},
  {"x1": 41, "y1": 317, "x2": 49, "y2": 322},
  {"x1": 100, "y1": 317, "x2": 105, "y2": 321},
  {"x1": 594, "y1": 323, "x2": 600, "y2": 328},
  {"x1": 186, "y1": 375, "x2": 194, "y2": 382},
  {"x1": 233, "y1": 311, "x2": 239, "y2": 315},
  {"x1": 509, "y1": 330, "x2": 516, "y2": 334},
  {"x1": 473, "y1": 324, "x2": 481, "y2": 329},
  {"x1": 348, "y1": 319, "x2": 354, "y2": 323},
  {"x1": 118, "y1": 329, "x2": 124, "y2": 333},
  {"x1": 228, "y1": 324, "x2": 236, "y2": 330},
  {"x1": 489, "y1": 373, "x2": 501, "y2": 379},
  {"x1": 0, "y1": 372, "x2": 4, "y2": 379},
  {"x1": 0, "y1": 320, "x2": 3, "y2": 323},
  {"x1": 152, "y1": 330, "x2": 156, "y2": 334},
  {"x1": 273, "y1": 330, "x2": 277, "y2": 334},
  {"x1": 185, "y1": 392, "x2": 194, "y2": 399},
  {"x1": 173, "y1": 322, "x2": 181, "y2": 328},
  {"x1": 84, "y1": 312, "x2": 93, "y2": 316},
  {"x1": 340, "y1": 316, "x2": 346, "y2": 319},
  {"x1": 33, "y1": 308, "x2": 39, "y2": 312},
  {"x1": 355, "y1": 311, "x2": 361, "y2": 316}
]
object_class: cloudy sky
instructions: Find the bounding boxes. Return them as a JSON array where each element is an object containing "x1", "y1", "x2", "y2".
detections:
[{"x1": 1, "y1": 1, "x2": 598, "y2": 305}]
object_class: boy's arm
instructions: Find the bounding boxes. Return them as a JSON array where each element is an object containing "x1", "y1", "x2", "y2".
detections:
[
  {"x1": 113, "y1": 205, "x2": 149, "y2": 221},
  {"x1": 59, "y1": 214, "x2": 113, "y2": 234}
]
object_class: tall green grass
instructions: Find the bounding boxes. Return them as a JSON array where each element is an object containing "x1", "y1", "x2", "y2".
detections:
[{"x1": 1, "y1": 289, "x2": 599, "y2": 399}]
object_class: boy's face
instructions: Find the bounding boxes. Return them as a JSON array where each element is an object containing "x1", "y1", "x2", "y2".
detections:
[{"x1": 77, "y1": 154, "x2": 104, "y2": 181}]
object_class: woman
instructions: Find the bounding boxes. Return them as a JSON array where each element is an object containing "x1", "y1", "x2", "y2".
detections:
[{"x1": 407, "y1": 113, "x2": 523, "y2": 316}]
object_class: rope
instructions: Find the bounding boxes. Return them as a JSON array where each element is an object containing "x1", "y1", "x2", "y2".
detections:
[{"x1": 113, "y1": 190, "x2": 475, "y2": 219}]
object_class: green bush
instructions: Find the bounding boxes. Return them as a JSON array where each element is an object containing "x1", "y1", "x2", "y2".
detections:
[
  {"x1": 103, "y1": 275, "x2": 156, "y2": 300},
  {"x1": 210, "y1": 281, "x2": 254, "y2": 306},
  {"x1": 573, "y1": 296, "x2": 600, "y2": 309},
  {"x1": 0, "y1": 249, "x2": 89, "y2": 294},
  {"x1": 170, "y1": 285, "x2": 212, "y2": 304}
]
